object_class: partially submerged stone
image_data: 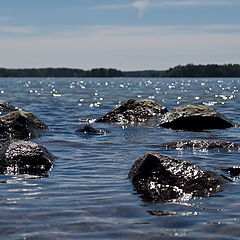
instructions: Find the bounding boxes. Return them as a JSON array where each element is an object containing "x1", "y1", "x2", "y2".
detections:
[
  {"x1": 97, "y1": 99, "x2": 167, "y2": 125},
  {"x1": 161, "y1": 140, "x2": 240, "y2": 152},
  {"x1": 129, "y1": 152, "x2": 229, "y2": 203},
  {"x1": 0, "y1": 140, "x2": 55, "y2": 175},
  {"x1": 221, "y1": 166, "x2": 240, "y2": 178},
  {"x1": 0, "y1": 99, "x2": 16, "y2": 113},
  {"x1": 76, "y1": 124, "x2": 109, "y2": 135},
  {"x1": 0, "y1": 110, "x2": 48, "y2": 139},
  {"x1": 159, "y1": 105, "x2": 233, "y2": 131}
]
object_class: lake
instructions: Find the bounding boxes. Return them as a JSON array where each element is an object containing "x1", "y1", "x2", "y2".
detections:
[{"x1": 0, "y1": 77, "x2": 240, "y2": 240}]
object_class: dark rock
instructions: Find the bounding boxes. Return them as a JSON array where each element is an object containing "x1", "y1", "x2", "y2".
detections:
[
  {"x1": 0, "y1": 140, "x2": 55, "y2": 175},
  {"x1": 0, "y1": 99, "x2": 16, "y2": 112},
  {"x1": 221, "y1": 167, "x2": 240, "y2": 177},
  {"x1": 76, "y1": 124, "x2": 109, "y2": 135},
  {"x1": 129, "y1": 152, "x2": 229, "y2": 203},
  {"x1": 159, "y1": 104, "x2": 233, "y2": 131},
  {"x1": 161, "y1": 140, "x2": 240, "y2": 151},
  {"x1": 96, "y1": 99, "x2": 167, "y2": 125},
  {"x1": 0, "y1": 110, "x2": 48, "y2": 139}
]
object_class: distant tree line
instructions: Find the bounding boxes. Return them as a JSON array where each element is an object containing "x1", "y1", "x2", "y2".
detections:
[
  {"x1": 0, "y1": 67, "x2": 124, "y2": 78},
  {"x1": 159, "y1": 64, "x2": 240, "y2": 77},
  {"x1": 1, "y1": 64, "x2": 240, "y2": 77}
]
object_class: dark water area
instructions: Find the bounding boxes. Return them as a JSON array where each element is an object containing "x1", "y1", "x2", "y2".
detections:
[{"x1": 0, "y1": 77, "x2": 240, "y2": 240}]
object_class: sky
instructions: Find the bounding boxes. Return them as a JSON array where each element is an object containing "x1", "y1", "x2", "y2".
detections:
[{"x1": 0, "y1": 0, "x2": 240, "y2": 71}]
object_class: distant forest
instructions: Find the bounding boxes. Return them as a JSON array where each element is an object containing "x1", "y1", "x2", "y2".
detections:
[{"x1": 1, "y1": 64, "x2": 240, "y2": 77}]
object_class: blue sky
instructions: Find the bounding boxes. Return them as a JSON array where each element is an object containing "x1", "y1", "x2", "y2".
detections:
[{"x1": 0, "y1": 0, "x2": 240, "y2": 70}]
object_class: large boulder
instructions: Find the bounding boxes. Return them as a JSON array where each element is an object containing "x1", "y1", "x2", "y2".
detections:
[
  {"x1": 0, "y1": 99, "x2": 16, "y2": 113},
  {"x1": 0, "y1": 110, "x2": 48, "y2": 139},
  {"x1": 129, "y1": 152, "x2": 229, "y2": 202},
  {"x1": 159, "y1": 105, "x2": 233, "y2": 131},
  {"x1": 97, "y1": 99, "x2": 167, "y2": 125},
  {"x1": 0, "y1": 140, "x2": 55, "y2": 175},
  {"x1": 161, "y1": 140, "x2": 240, "y2": 152}
]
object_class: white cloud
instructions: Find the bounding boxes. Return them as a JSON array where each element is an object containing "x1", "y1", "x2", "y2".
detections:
[
  {"x1": 132, "y1": 0, "x2": 150, "y2": 16},
  {"x1": 1, "y1": 25, "x2": 240, "y2": 70},
  {"x1": 96, "y1": 0, "x2": 150, "y2": 16}
]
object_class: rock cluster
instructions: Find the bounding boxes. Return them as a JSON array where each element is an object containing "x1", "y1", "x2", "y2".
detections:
[
  {"x1": 97, "y1": 100, "x2": 233, "y2": 131},
  {"x1": 0, "y1": 97, "x2": 238, "y2": 203},
  {"x1": 96, "y1": 98, "x2": 238, "y2": 202},
  {"x1": 0, "y1": 100, "x2": 53, "y2": 176}
]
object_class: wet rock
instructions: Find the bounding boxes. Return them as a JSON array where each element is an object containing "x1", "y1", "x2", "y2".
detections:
[
  {"x1": 96, "y1": 99, "x2": 167, "y2": 125},
  {"x1": 0, "y1": 140, "x2": 55, "y2": 175},
  {"x1": 221, "y1": 167, "x2": 240, "y2": 177},
  {"x1": 0, "y1": 99, "x2": 16, "y2": 112},
  {"x1": 159, "y1": 105, "x2": 233, "y2": 131},
  {"x1": 76, "y1": 124, "x2": 109, "y2": 135},
  {"x1": 0, "y1": 110, "x2": 48, "y2": 139},
  {"x1": 129, "y1": 152, "x2": 229, "y2": 203},
  {"x1": 161, "y1": 140, "x2": 240, "y2": 151}
]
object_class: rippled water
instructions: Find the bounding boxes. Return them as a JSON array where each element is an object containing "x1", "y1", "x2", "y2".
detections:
[{"x1": 0, "y1": 77, "x2": 240, "y2": 240}]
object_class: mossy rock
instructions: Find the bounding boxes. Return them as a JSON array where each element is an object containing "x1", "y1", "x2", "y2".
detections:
[
  {"x1": 0, "y1": 110, "x2": 48, "y2": 139},
  {"x1": 97, "y1": 99, "x2": 168, "y2": 125},
  {"x1": 159, "y1": 104, "x2": 233, "y2": 131}
]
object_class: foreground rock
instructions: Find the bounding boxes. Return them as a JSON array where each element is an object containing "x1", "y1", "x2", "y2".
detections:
[
  {"x1": 159, "y1": 105, "x2": 233, "y2": 131},
  {"x1": 161, "y1": 140, "x2": 240, "y2": 151},
  {"x1": 97, "y1": 99, "x2": 167, "y2": 125},
  {"x1": 0, "y1": 110, "x2": 48, "y2": 139},
  {"x1": 0, "y1": 99, "x2": 16, "y2": 113},
  {"x1": 129, "y1": 152, "x2": 229, "y2": 202},
  {"x1": 76, "y1": 124, "x2": 109, "y2": 135},
  {"x1": 0, "y1": 140, "x2": 55, "y2": 175}
]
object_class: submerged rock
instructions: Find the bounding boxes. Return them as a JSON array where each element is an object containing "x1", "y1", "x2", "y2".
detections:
[
  {"x1": 0, "y1": 99, "x2": 16, "y2": 113},
  {"x1": 159, "y1": 105, "x2": 233, "y2": 131},
  {"x1": 129, "y1": 152, "x2": 229, "y2": 203},
  {"x1": 0, "y1": 110, "x2": 48, "y2": 139},
  {"x1": 97, "y1": 99, "x2": 167, "y2": 125},
  {"x1": 161, "y1": 140, "x2": 240, "y2": 151},
  {"x1": 76, "y1": 124, "x2": 109, "y2": 135},
  {"x1": 221, "y1": 167, "x2": 240, "y2": 178},
  {"x1": 0, "y1": 140, "x2": 55, "y2": 175}
]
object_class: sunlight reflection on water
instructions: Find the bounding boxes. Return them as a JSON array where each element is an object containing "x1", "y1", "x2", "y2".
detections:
[{"x1": 0, "y1": 77, "x2": 240, "y2": 239}]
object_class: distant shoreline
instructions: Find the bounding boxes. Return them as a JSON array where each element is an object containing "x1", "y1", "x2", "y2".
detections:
[{"x1": 1, "y1": 64, "x2": 240, "y2": 78}]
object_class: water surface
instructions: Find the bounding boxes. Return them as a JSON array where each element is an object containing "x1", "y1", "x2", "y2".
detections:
[{"x1": 0, "y1": 77, "x2": 240, "y2": 240}]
